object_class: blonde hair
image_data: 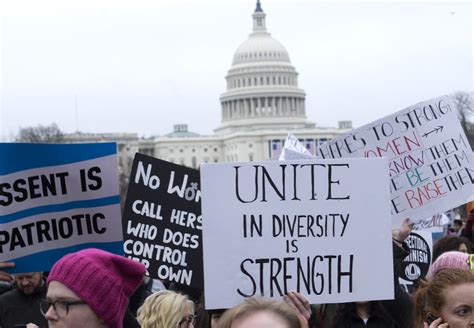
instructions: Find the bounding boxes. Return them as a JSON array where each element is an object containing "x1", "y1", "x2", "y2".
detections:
[
  {"x1": 137, "y1": 290, "x2": 194, "y2": 328},
  {"x1": 217, "y1": 297, "x2": 305, "y2": 328}
]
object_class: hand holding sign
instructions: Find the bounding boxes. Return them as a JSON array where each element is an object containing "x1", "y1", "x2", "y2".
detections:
[
  {"x1": 283, "y1": 291, "x2": 311, "y2": 323},
  {"x1": 392, "y1": 218, "x2": 413, "y2": 244},
  {"x1": 0, "y1": 262, "x2": 14, "y2": 282}
]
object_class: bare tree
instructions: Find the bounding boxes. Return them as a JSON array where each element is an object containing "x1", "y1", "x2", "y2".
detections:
[
  {"x1": 453, "y1": 91, "x2": 474, "y2": 147},
  {"x1": 16, "y1": 123, "x2": 65, "y2": 143}
]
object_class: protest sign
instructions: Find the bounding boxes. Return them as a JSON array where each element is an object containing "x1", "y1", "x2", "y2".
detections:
[
  {"x1": 401, "y1": 231, "x2": 433, "y2": 282},
  {"x1": 122, "y1": 153, "x2": 203, "y2": 289},
  {"x1": 399, "y1": 230, "x2": 433, "y2": 293},
  {"x1": 201, "y1": 158, "x2": 393, "y2": 309},
  {"x1": 412, "y1": 213, "x2": 450, "y2": 231},
  {"x1": 0, "y1": 143, "x2": 122, "y2": 273},
  {"x1": 317, "y1": 96, "x2": 474, "y2": 227},
  {"x1": 279, "y1": 134, "x2": 315, "y2": 161}
]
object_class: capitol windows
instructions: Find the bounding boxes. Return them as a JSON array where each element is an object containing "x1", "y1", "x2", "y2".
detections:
[
  {"x1": 272, "y1": 77, "x2": 276, "y2": 85},
  {"x1": 254, "y1": 77, "x2": 258, "y2": 85},
  {"x1": 249, "y1": 153, "x2": 254, "y2": 161},
  {"x1": 214, "y1": 148, "x2": 218, "y2": 152},
  {"x1": 180, "y1": 149, "x2": 183, "y2": 153},
  {"x1": 192, "y1": 156, "x2": 197, "y2": 168},
  {"x1": 242, "y1": 79, "x2": 246, "y2": 87},
  {"x1": 266, "y1": 77, "x2": 270, "y2": 84},
  {"x1": 260, "y1": 77, "x2": 264, "y2": 84}
]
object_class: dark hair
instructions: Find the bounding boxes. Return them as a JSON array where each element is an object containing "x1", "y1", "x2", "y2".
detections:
[
  {"x1": 432, "y1": 236, "x2": 472, "y2": 262},
  {"x1": 330, "y1": 302, "x2": 395, "y2": 328},
  {"x1": 412, "y1": 268, "x2": 474, "y2": 327},
  {"x1": 453, "y1": 219, "x2": 463, "y2": 226}
]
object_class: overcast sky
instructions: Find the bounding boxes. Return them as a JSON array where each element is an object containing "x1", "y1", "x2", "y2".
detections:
[{"x1": 1, "y1": 0, "x2": 472, "y2": 139}]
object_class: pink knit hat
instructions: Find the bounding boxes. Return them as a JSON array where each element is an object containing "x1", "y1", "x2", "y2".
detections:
[
  {"x1": 48, "y1": 248, "x2": 146, "y2": 328},
  {"x1": 428, "y1": 251, "x2": 471, "y2": 279}
]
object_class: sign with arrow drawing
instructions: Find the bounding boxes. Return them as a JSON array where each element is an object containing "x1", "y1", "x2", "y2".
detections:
[
  {"x1": 422, "y1": 126, "x2": 444, "y2": 138},
  {"x1": 317, "y1": 95, "x2": 474, "y2": 227}
]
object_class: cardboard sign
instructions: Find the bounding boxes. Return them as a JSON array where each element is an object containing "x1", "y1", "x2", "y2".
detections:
[
  {"x1": 317, "y1": 96, "x2": 474, "y2": 227},
  {"x1": 122, "y1": 154, "x2": 203, "y2": 289},
  {"x1": 0, "y1": 143, "x2": 122, "y2": 273},
  {"x1": 201, "y1": 158, "x2": 393, "y2": 309}
]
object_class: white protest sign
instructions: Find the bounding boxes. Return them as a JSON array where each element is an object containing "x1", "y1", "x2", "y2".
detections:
[
  {"x1": 279, "y1": 134, "x2": 315, "y2": 161},
  {"x1": 201, "y1": 158, "x2": 393, "y2": 309},
  {"x1": 412, "y1": 213, "x2": 450, "y2": 231},
  {"x1": 0, "y1": 143, "x2": 123, "y2": 273},
  {"x1": 317, "y1": 96, "x2": 474, "y2": 227}
]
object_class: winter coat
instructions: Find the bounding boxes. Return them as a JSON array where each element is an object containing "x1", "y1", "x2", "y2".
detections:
[{"x1": 0, "y1": 283, "x2": 48, "y2": 328}]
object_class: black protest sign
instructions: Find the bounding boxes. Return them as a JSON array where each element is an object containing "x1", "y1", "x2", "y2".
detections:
[
  {"x1": 122, "y1": 153, "x2": 202, "y2": 289},
  {"x1": 401, "y1": 232, "x2": 432, "y2": 282}
]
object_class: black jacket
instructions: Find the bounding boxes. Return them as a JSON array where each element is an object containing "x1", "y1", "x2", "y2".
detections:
[
  {"x1": 318, "y1": 242, "x2": 412, "y2": 328},
  {"x1": 0, "y1": 283, "x2": 48, "y2": 328}
]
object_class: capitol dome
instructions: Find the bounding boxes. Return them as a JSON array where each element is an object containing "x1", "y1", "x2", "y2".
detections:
[
  {"x1": 232, "y1": 34, "x2": 291, "y2": 65},
  {"x1": 216, "y1": 0, "x2": 311, "y2": 134}
]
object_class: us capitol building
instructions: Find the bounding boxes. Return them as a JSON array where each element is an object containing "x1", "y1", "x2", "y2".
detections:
[{"x1": 67, "y1": 1, "x2": 351, "y2": 169}]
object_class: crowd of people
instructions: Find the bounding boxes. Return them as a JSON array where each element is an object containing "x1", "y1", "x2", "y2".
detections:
[{"x1": 0, "y1": 215, "x2": 473, "y2": 327}]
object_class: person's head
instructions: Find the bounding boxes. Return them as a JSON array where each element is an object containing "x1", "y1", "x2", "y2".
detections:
[
  {"x1": 413, "y1": 268, "x2": 474, "y2": 327},
  {"x1": 217, "y1": 298, "x2": 305, "y2": 328},
  {"x1": 137, "y1": 290, "x2": 195, "y2": 328},
  {"x1": 15, "y1": 272, "x2": 43, "y2": 295},
  {"x1": 209, "y1": 309, "x2": 226, "y2": 328},
  {"x1": 433, "y1": 236, "x2": 472, "y2": 261},
  {"x1": 42, "y1": 248, "x2": 146, "y2": 328},
  {"x1": 428, "y1": 251, "x2": 472, "y2": 278},
  {"x1": 453, "y1": 219, "x2": 463, "y2": 232}
]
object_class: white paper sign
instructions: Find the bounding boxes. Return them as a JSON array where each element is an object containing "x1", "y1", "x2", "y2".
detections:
[
  {"x1": 279, "y1": 134, "x2": 315, "y2": 161},
  {"x1": 412, "y1": 213, "x2": 450, "y2": 231},
  {"x1": 201, "y1": 158, "x2": 394, "y2": 309},
  {"x1": 317, "y1": 96, "x2": 474, "y2": 227}
]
